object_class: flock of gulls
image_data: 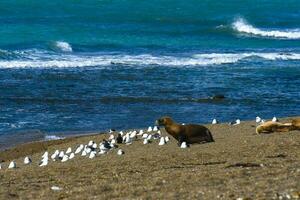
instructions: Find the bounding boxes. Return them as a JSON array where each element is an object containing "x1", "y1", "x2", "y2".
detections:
[
  {"x1": 0, "y1": 116, "x2": 278, "y2": 170},
  {"x1": 0, "y1": 126, "x2": 174, "y2": 170}
]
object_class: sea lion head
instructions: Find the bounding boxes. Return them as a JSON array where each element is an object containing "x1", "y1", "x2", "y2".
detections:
[{"x1": 156, "y1": 116, "x2": 174, "y2": 126}]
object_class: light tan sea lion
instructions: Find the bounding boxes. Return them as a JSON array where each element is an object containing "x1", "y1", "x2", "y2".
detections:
[
  {"x1": 291, "y1": 118, "x2": 300, "y2": 130},
  {"x1": 256, "y1": 121, "x2": 293, "y2": 134},
  {"x1": 156, "y1": 116, "x2": 214, "y2": 145}
]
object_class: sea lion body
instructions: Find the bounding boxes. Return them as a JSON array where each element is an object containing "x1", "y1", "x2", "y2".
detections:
[
  {"x1": 292, "y1": 118, "x2": 300, "y2": 130},
  {"x1": 256, "y1": 121, "x2": 293, "y2": 134},
  {"x1": 156, "y1": 117, "x2": 214, "y2": 145}
]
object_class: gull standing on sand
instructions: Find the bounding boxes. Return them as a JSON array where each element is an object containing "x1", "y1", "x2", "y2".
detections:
[
  {"x1": 117, "y1": 149, "x2": 124, "y2": 155},
  {"x1": 39, "y1": 156, "x2": 48, "y2": 167},
  {"x1": 24, "y1": 156, "x2": 32, "y2": 165},
  {"x1": 147, "y1": 126, "x2": 153, "y2": 132},
  {"x1": 147, "y1": 134, "x2": 152, "y2": 140},
  {"x1": 81, "y1": 149, "x2": 87, "y2": 156},
  {"x1": 75, "y1": 144, "x2": 84, "y2": 154},
  {"x1": 8, "y1": 161, "x2": 16, "y2": 169},
  {"x1": 143, "y1": 138, "x2": 149, "y2": 144},
  {"x1": 51, "y1": 150, "x2": 59, "y2": 160},
  {"x1": 66, "y1": 147, "x2": 72, "y2": 154},
  {"x1": 69, "y1": 153, "x2": 75, "y2": 159},
  {"x1": 158, "y1": 137, "x2": 166, "y2": 145},
  {"x1": 109, "y1": 134, "x2": 114, "y2": 140},
  {"x1": 137, "y1": 130, "x2": 143, "y2": 135},
  {"x1": 58, "y1": 151, "x2": 65, "y2": 160},
  {"x1": 42, "y1": 151, "x2": 48, "y2": 159},
  {"x1": 165, "y1": 136, "x2": 170, "y2": 142},
  {"x1": 180, "y1": 142, "x2": 188, "y2": 149},
  {"x1": 256, "y1": 116, "x2": 262, "y2": 123},
  {"x1": 212, "y1": 119, "x2": 218, "y2": 124},
  {"x1": 153, "y1": 126, "x2": 158, "y2": 132},
  {"x1": 89, "y1": 151, "x2": 96, "y2": 159},
  {"x1": 272, "y1": 116, "x2": 278, "y2": 122},
  {"x1": 61, "y1": 155, "x2": 69, "y2": 162}
]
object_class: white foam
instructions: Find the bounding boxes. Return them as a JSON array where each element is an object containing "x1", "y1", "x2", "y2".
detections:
[
  {"x1": 54, "y1": 41, "x2": 73, "y2": 52},
  {"x1": 232, "y1": 17, "x2": 300, "y2": 39},
  {"x1": 44, "y1": 135, "x2": 65, "y2": 141},
  {"x1": 0, "y1": 51, "x2": 300, "y2": 69}
]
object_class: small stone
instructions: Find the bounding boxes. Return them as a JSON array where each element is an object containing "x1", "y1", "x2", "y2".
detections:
[{"x1": 51, "y1": 186, "x2": 62, "y2": 191}]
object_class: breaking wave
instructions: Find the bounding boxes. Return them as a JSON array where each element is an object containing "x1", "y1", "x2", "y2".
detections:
[
  {"x1": 0, "y1": 50, "x2": 300, "y2": 68},
  {"x1": 53, "y1": 41, "x2": 73, "y2": 52},
  {"x1": 232, "y1": 17, "x2": 300, "y2": 39}
]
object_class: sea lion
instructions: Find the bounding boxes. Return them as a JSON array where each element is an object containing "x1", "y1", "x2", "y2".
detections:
[
  {"x1": 156, "y1": 116, "x2": 214, "y2": 145},
  {"x1": 256, "y1": 121, "x2": 293, "y2": 134},
  {"x1": 292, "y1": 118, "x2": 300, "y2": 130}
]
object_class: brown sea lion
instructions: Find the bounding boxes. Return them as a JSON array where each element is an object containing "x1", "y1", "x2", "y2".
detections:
[
  {"x1": 291, "y1": 118, "x2": 300, "y2": 130},
  {"x1": 256, "y1": 121, "x2": 293, "y2": 134},
  {"x1": 156, "y1": 116, "x2": 214, "y2": 145}
]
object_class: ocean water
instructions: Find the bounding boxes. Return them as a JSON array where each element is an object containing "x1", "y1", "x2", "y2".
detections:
[{"x1": 0, "y1": 0, "x2": 300, "y2": 145}]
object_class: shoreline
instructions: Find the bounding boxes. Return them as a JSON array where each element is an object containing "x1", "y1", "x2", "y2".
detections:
[{"x1": 0, "y1": 117, "x2": 299, "y2": 199}]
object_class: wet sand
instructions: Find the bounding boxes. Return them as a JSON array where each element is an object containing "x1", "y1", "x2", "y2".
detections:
[{"x1": 0, "y1": 118, "x2": 300, "y2": 199}]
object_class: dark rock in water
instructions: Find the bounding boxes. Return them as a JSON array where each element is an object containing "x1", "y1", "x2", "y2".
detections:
[{"x1": 211, "y1": 94, "x2": 225, "y2": 100}]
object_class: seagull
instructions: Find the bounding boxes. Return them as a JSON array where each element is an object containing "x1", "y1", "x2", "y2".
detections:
[
  {"x1": 272, "y1": 116, "x2": 278, "y2": 122},
  {"x1": 61, "y1": 155, "x2": 69, "y2": 162},
  {"x1": 42, "y1": 151, "x2": 48, "y2": 159},
  {"x1": 130, "y1": 131, "x2": 137, "y2": 139},
  {"x1": 69, "y1": 153, "x2": 75, "y2": 159},
  {"x1": 24, "y1": 156, "x2": 32, "y2": 165},
  {"x1": 81, "y1": 150, "x2": 87, "y2": 156},
  {"x1": 256, "y1": 116, "x2": 262, "y2": 123},
  {"x1": 212, "y1": 119, "x2": 218, "y2": 124},
  {"x1": 109, "y1": 134, "x2": 114, "y2": 140},
  {"x1": 98, "y1": 149, "x2": 107, "y2": 155},
  {"x1": 142, "y1": 133, "x2": 148, "y2": 139},
  {"x1": 116, "y1": 133, "x2": 123, "y2": 144},
  {"x1": 153, "y1": 126, "x2": 158, "y2": 132},
  {"x1": 158, "y1": 137, "x2": 166, "y2": 145},
  {"x1": 124, "y1": 134, "x2": 132, "y2": 145},
  {"x1": 85, "y1": 147, "x2": 92, "y2": 154},
  {"x1": 88, "y1": 140, "x2": 94, "y2": 147},
  {"x1": 89, "y1": 151, "x2": 96, "y2": 159},
  {"x1": 147, "y1": 134, "x2": 152, "y2": 140},
  {"x1": 180, "y1": 142, "x2": 188, "y2": 149},
  {"x1": 165, "y1": 136, "x2": 170, "y2": 142},
  {"x1": 109, "y1": 129, "x2": 115, "y2": 133},
  {"x1": 92, "y1": 143, "x2": 97, "y2": 150},
  {"x1": 147, "y1": 126, "x2": 152, "y2": 132},
  {"x1": 51, "y1": 150, "x2": 59, "y2": 160},
  {"x1": 117, "y1": 149, "x2": 124, "y2": 155},
  {"x1": 229, "y1": 119, "x2": 241, "y2": 125},
  {"x1": 39, "y1": 158, "x2": 48, "y2": 167},
  {"x1": 111, "y1": 139, "x2": 116, "y2": 144},
  {"x1": 58, "y1": 151, "x2": 65, "y2": 160},
  {"x1": 143, "y1": 139, "x2": 149, "y2": 144},
  {"x1": 75, "y1": 144, "x2": 84, "y2": 154},
  {"x1": 137, "y1": 130, "x2": 144, "y2": 135},
  {"x1": 66, "y1": 147, "x2": 72, "y2": 154},
  {"x1": 119, "y1": 131, "x2": 124, "y2": 136},
  {"x1": 8, "y1": 161, "x2": 16, "y2": 169}
]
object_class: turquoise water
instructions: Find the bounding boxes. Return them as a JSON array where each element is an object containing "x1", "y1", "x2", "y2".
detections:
[{"x1": 0, "y1": 0, "x2": 300, "y2": 145}]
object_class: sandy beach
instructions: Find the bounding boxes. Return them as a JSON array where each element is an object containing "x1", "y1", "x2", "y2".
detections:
[{"x1": 0, "y1": 118, "x2": 299, "y2": 199}]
